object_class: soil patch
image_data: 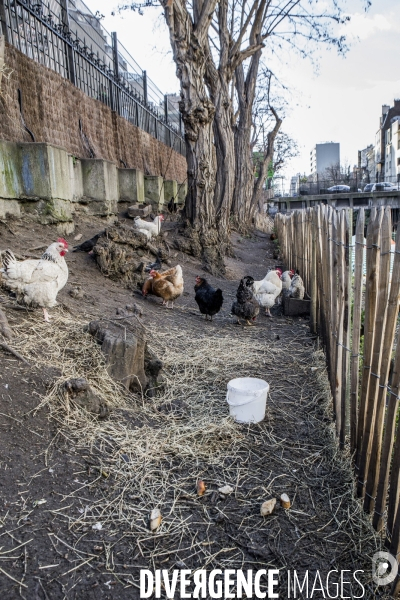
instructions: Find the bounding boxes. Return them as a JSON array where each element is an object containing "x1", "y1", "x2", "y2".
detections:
[{"x1": 0, "y1": 215, "x2": 394, "y2": 599}]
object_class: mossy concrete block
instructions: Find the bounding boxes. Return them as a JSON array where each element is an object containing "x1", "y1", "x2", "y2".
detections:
[
  {"x1": 177, "y1": 181, "x2": 187, "y2": 205},
  {"x1": 118, "y1": 169, "x2": 144, "y2": 203},
  {"x1": 164, "y1": 180, "x2": 178, "y2": 202},
  {"x1": 0, "y1": 141, "x2": 74, "y2": 204},
  {"x1": 81, "y1": 159, "x2": 119, "y2": 215},
  {"x1": 0, "y1": 199, "x2": 21, "y2": 219},
  {"x1": 0, "y1": 139, "x2": 23, "y2": 198},
  {"x1": 19, "y1": 143, "x2": 73, "y2": 201},
  {"x1": 127, "y1": 203, "x2": 152, "y2": 218},
  {"x1": 69, "y1": 155, "x2": 83, "y2": 202},
  {"x1": 144, "y1": 175, "x2": 164, "y2": 208}
]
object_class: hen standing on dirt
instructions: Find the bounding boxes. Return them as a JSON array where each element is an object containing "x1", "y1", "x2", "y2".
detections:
[
  {"x1": 142, "y1": 265, "x2": 184, "y2": 308},
  {"x1": 0, "y1": 238, "x2": 69, "y2": 322},
  {"x1": 231, "y1": 277, "x2": 260, "y2": 325},
  {"x1": 194, "y1": 276, "x2": 223, "y2": 321}
]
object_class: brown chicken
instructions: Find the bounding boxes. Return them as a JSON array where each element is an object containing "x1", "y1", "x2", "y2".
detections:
[{"x1": 142, "y1": 265, "x2": 184, "y2": 308}]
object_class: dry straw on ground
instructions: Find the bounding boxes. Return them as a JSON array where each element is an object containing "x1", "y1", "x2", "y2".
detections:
[{"x1": 4, "y1": 307, "x2": 393, "y2": 597}]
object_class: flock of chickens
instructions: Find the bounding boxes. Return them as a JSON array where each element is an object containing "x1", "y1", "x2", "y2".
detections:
[{"x1": 0, "y1": 214, "x2": 305, "y2": 324}]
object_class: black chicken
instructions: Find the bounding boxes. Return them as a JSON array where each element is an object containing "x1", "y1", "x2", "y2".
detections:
[
  {"x1": 167, "y1": 197, "x2": 178, "y2": 213},
  {"x1": 194, "y1": 277, "x2": 224, "y2": 320},
  {"x1": 145, "y1": 249, "x2": 163, "y2": 273},
  {"x1": 73, "y1": 232, "x2": 104, "y2": 253},
  {"x1": 231, "y1": 276, "x2": 259, "y2": 325}
]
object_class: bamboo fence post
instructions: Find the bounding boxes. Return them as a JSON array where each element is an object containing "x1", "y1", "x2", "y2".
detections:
[
  {"x1": 386, "y1": 399, "x2": 400, "y2": 543},
  {"x1": 358, "y1": 207, "x2": 391, "y2": 504},
  {"x1": 319, "y1": 207, "x2": 328, "y2": 368},
  {"x1": 364, "y1": 208, "x2": 398, "y2": 515},
  {"x1": 325, "y1": 206, "x2": 334, "y2": 379},
  {"x1": 334, "y1": 211, "x2": 345, "y2": 438},
  {"x1": 315, "y1": 206, "x2": 324, "y2": 336},
  {"x1": 340, "y1": 209, "x2": 351, "y2": 447},
  {"x1": 372, "y1": 235, "x2": 400, "y2": 530},
  {"x1": 350, "y1": 208, "x2": 365, "y2": 453},
  {"x1": 356, "y1": 207, "x2": 383, "y2": 497},
  {"x1": 310, "y1": 209, "x2": 317, "y2": 334},
  {"x1": 355, "y1": 208, "x2": 379, "y2": 466},
  {"x1": 330, "y1": 209, "x2": 339, "y2": 408}
]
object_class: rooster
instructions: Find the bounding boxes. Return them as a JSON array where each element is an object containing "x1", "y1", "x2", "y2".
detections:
[
  {"x1": 250, "y1": 271, "x2": 282, "y2": 317},
  {"x1": 281, "y1": 270, "x2": 294, "y2": 295},
  {"x1": 194, "y1": 277, "x2": 223, "y2": 321},
  {"x1": 231, "y1": 277, "x2": 259, "y2": 325},
  {"x1": 0, "y1": 239, "x2": 69, "y2": 322},
  {"x1": 263, "y1": 268, "x2": 282, "y2": 288},
  {"x1": 289, "y1": 272, "x2": 305, "y2": 299},
  {"x1": 142, "y1": 265, "x2": 183, "y2": 308},
  {"x1": 133, "y1": 215, "x2": 164, "y2": 239}
]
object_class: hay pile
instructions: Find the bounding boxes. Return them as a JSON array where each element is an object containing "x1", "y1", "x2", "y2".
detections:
[{"x1": 6, "y1": 311, "x2": 391, "y2": 597}]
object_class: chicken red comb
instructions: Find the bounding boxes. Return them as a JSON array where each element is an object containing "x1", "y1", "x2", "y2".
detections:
[{"x1": 57, "y1": 238, "x2": 68, "y2": 248}]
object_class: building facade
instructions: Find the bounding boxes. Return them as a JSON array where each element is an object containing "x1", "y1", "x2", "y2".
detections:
[
  {"x1": 375, "y1": 100, "x2": 400, "y2": 181},
  {"x1": 310, "y1": 142, "x2": 340, "y2": 178}
]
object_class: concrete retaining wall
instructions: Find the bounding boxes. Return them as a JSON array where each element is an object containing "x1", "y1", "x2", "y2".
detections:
[{"x1": 0, "y1": 139, "x2": 183, "y2": 221}]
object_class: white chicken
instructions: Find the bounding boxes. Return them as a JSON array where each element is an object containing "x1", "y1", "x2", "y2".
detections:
[
  {"x1": 281, "y1": 269, "x2": 295, "y2": 297},
  {"x1": 0, "y1": 238, "x2": 69, "y2": 322},
  {"x1": 137, "y1": 228, "x2": 151, "y2": 240},
  {"x1": 250, "y1": 270, "x2": 283, "y2": 317},
  {"x1": 263, "y1": 268, "x2": 283, "y2": 288},
  {"x1": 133, "y1": 215, "x2": 164, "y2": 239},
  {"x1": 289, "y1": 272, "x2": 305, "y2": 299}
]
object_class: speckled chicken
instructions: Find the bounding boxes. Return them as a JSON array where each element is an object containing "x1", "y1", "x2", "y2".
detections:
[
  {"x1": 289, "y1": 272, "x2": 305, "y2": 299},
  {"x1": 231, "y1": 277, "x2": 260, "y2": 325}
]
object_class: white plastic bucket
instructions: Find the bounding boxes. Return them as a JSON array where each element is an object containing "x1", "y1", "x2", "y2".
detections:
[{"x1": 226, "y1": 377, "x2": 269, "y2": 423}]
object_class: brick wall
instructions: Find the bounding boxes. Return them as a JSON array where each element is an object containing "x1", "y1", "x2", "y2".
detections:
[{"x1": 0, "y1": 43, "x2": 187, "y2": 183}]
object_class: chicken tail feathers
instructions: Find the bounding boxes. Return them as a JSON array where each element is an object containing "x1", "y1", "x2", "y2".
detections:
[
  {"x1": 1, "y1": 250, "x2": 17, "y2": 273},
  {"x1": 215, "y1": 288, "x2": 224, "y2": 307}
]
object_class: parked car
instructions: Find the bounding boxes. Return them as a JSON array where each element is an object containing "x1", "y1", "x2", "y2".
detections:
[
  {"x1": 327, "y1": 185, "x2": 350, "y2": 193},
  {"x1": 371, "y1": 182, "x2": 397, "y2": 192},
  {"x1": 363, "y1": 183, "x2": 374, "y2": 192}
]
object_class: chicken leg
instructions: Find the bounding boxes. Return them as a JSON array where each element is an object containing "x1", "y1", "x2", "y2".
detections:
[{"x1": 43, "y1": 308, "x2": 52, "y2": 322}]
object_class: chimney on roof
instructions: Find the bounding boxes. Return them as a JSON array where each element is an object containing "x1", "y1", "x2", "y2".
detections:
[
  {"x1": 394, "y1": 99, "x2": 400, "y2": 108},
  {"x1": 382, "y1": 105, "x2": 390, "y2": 115}
]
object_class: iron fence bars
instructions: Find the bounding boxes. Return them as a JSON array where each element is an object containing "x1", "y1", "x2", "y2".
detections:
[{"x1": 0, "y1": 0, "x2": 185, "y2": 156}]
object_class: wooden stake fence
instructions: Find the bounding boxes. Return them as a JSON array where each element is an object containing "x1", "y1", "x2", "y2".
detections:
[{"x1": 276, "y1": 205, "x2": 400, "y2": 589}]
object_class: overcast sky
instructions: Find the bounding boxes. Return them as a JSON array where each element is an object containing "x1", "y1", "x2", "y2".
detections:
[{"x1": 85, "y1": 0, "x2": 400, "y2": 190}]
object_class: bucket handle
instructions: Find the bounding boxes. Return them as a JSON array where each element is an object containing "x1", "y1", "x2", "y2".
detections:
[{"x1": 227, "y1": 389, "x2": 268, "y2": 407}]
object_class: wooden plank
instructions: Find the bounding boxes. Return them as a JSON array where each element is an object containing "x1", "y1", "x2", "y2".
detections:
[
  {"x1": 358, "y1": 206, "x2": 391, "y2": 505},
  {"x1": 350, "y1": 208, "x2": 364, "y2": 453},
  {"x1": 372, "y1": 220, "x2": 400, "y2": 530},
  {"x1": 334, "y1": 211, "x2": 345, "y2": 438},
  {"x1": 310, "y1": 209, "x2": 317, "y2": 334},
  {"x1": 364, "y1": 207, "x2": 399, "y2": 514},
  {"x1": 340, "y1": 209, "x2": 351, "y2": 447},
  {"x1": 355, "y1": 208, "x2": 379, "y2": 465},
  {"x1": 386, "y1": 388, "x2": 400, "y2": 543},
  {"x1": 356, "y1": 207, "x2": 383, "y2": 497}
]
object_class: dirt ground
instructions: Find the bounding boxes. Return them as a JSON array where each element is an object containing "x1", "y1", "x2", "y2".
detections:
[{"x1": 0, "y1": 212, "x2": 395, "y2": 599}]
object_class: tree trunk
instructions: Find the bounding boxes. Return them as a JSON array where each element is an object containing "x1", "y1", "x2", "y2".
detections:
[
  {"x1": 162, "y1": 0, "x2": 228, "y2": 273},
  {"x1": 232, "y1": 53, "x2": 261, "y2": 231}
]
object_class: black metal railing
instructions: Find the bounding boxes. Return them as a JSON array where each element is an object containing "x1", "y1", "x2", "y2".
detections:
[{"x1": 0, "y1": 0, "x2": 185, "y2": 156}]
